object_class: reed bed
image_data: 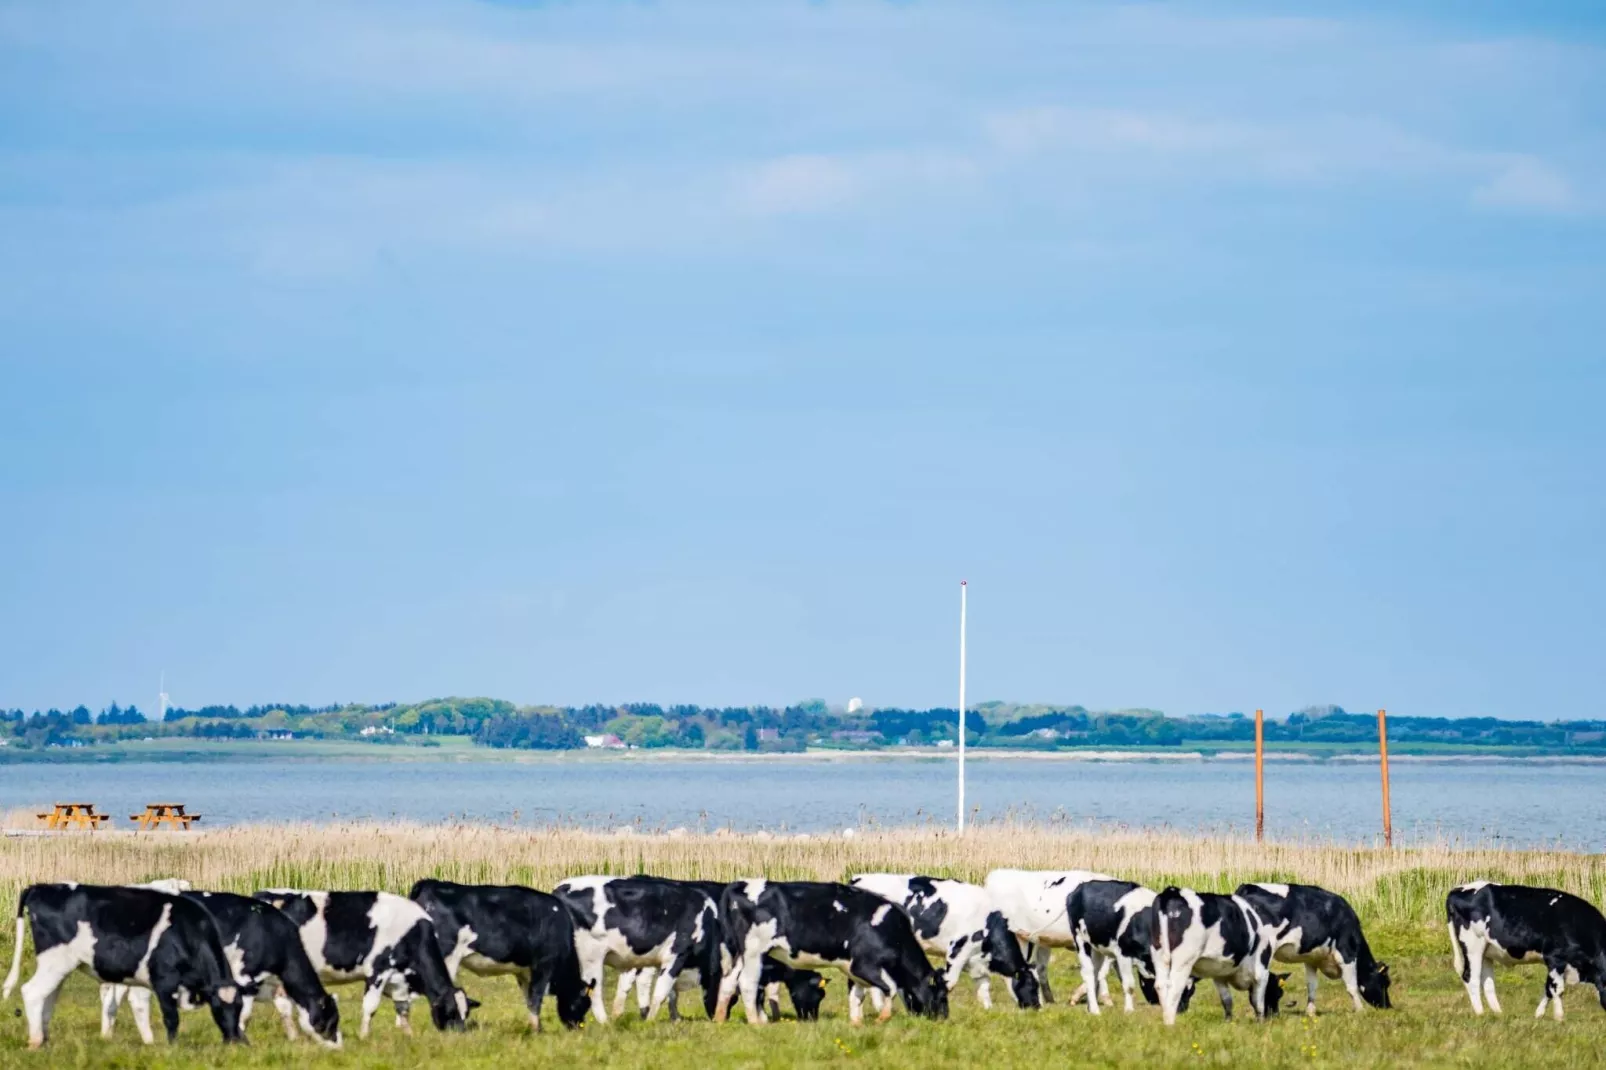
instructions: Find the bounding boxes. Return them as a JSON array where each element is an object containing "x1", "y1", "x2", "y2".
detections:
[{"x1": 4, "y1": 821, "x2": 1603, "y2": 936}]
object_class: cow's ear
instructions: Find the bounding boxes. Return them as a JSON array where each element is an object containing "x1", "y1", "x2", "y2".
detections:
[{"x1": 1377, "y1": 963, "x2": 1390, "y2": 975}]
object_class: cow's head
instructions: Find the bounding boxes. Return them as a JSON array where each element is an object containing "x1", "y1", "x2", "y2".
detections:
[
  {"x1": 300, "y1": 991, "x2": 342, "y2": 1047},
  {"x1": 207, "y1": 984, "x2": 247, "y2": 1044},
  {"x1": 787, "y1": 971, "x2": 827, "y2": 1021},
  {"x1": 1360, "y1": 961, "x2": 1392, "y2": 1009},
  {"x1": 557, "y1": 976, "x2": 592, "y2": 1029},
  {"x1": 1264, "y1": 972, "x2": 1290, "y2": 1015},
  {"x1": 902, "y1": 970, "x2": 949, "y2": 1020},
  {"x1": 1008, "y1": 967, "x2": 1042, "y2": 1009},
  {"x1": 429, "y1": 987, "x2": 479, "y2": 1032}
]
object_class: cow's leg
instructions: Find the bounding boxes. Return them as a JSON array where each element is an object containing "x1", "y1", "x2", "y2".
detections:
[
  {"x1": 1031, "y1": 943, "x2": 1055, "y2": 1003},
  {"x1": 1250, "y1": 956, "x2": 1271, "y2": 1020},
  {"x1": 1452, "y1": 926, "x2": 1487, "y2": 1014},
  {"x1": 1539, "y1": 962, "x2": 1567, "y2": 1021},
  {"x1": 847, "y1": 982, "x2": 865, "y2": 1026},
  {"x1": 739, "y1": 946, "x2": 768, "y2": 1026},
  {"x1": 637, "y1": 968, "x2": 656, "y2": 1019},
  {"x1": 155, "y1": 987, "x2": 183, "y2": 1043},
  {"x1": 1097, "y1": 955, "x2": 1114, "y2": 1005},
  {"x1": 359, "y1": 979, "x2": 387, "y2": 1039},
  {"x1": 266, "y1": 978, "x2": 300, "y2": 1041},
  {"x1": 1114, "y1": 954, "x2": 1138, "y2": 1013},
  {"x1": 1339, "y1": 957, "x2": 1363, "y2": 1012},
  {"x1": 1215, "y1": 980, "x2": 1234, "y2": 1020},
  {"x1": 1304, "y1": 963, "x2": 1320, "y2": 1016},
  {"x1": 127, "y1": 988, "x2": 157, "y2": 1045},
  {"x1": 1482, "y1": 968, "x2": 1502, "y2": 1014},
  {"x1": 518, "y1": 969, "x2": 545, "y2": 1032},
  {"x1": 613, "y1": 970, "x2": 637, "y2": 1019},
  {"x1": 644, "y1": 965, "x2": 678, "y2": 1022},
  {"x1": 1158, "y1": 954, "x2": 1194, "y2": 1026},
  {"x1": 20, "y1": 953, "x2": 78, "y2": 1050},
  {"x1": 99, "y1": 984, "x2": 122, "y2": 1038},
  {"x1": 764, "y1": 982, "x2": 780, "y2": 1022},
  {"x1": 713, "y1": 956, "x2": 741, "y2": 1023},
  {"x1": 1077, "y1": 947, "x2": 1102, "y2": 1015},
  {"x1": 578, "y1": 949, "x2": 609, "y2": 1024}
]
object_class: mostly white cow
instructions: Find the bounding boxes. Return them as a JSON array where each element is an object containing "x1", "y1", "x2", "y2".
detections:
[
  {"x1": 4, "y1": 883, "x2": 245, "y2": 1049},
  {"x1": 552, "y1": 875, "x2": 723, "y2": 1024},
  {"x1": 1447, "y1": 881, "x2": 1606, "y2": 1020},
  {"x1": 1151, "y1": 887, "x2": 1286, "y2": 1025},
  {"x1": 1237, "y1": 882, "x2": 1391, "y2": 1014},
  {"x1": 850, "y1": 874, "x2": 1041, "y2": 1009},
  {"x1": 253, "y1": 890, "x2": 474, "y2": 1038},
  {"x1": 983, "y1": 868, "x2": 1114, "y2": 1004},
  {"x1": 1065, "y1": 878, "x2": 1194, "y2": 1015},
  {"x1": 610, "y1": 880, "x2": 826, "y2": 1022},
  {"x1": 409, "y1": 879, "x2": 591, "y2": 1031},
  {"x1": 715, "y1": 879, "x2": 948, "y2": 1025},
  {"x1": 103, "y1": 889, "x2": 341, "y2": 1046}
]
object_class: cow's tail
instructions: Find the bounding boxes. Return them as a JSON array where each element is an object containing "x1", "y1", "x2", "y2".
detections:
[{"x1": 3, "y1": 887, "x2": 32, "y2": 1000}]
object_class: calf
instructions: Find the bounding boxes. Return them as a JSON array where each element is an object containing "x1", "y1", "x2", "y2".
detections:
[
  {"x1": 409, "y1": 879, "x2": 590, "y2": 1031},
  {"x1": 1065, "y1": 879, "x2": 1194, "y2": 1015},
  {"x1": 1237, "y1": 882, "x2": 1390, "y2": 1014},
  {"x1": 552, "y1": 875, "x2": 723, "y2": 1024},
  {"x1": 1151, "y1": 887, "x2": 1285, "y2": 1025},
  {"x1": 983, "y1": 868, "x2": 1114, "y2": 1003},
  {"x1": 254, "y1": 889, "x2": 473, "y2": 1038},
  {"x1": 611, "y1": 880, "x2": 826, "y2": 1021},
  {"x1": 714, "y1": 879, "x2": 948, "y2": 1026},
  {"x1": 851, "y1": 874, "x2": 1040, "y2": 1009},
  {"x1": 1447, "y1": 881, "x2": 1606, "y2": 1020},
  {"x1": 103, "y1": 890, "x2": 341, "y2": 1046},
  {"x1": 3, "y1": 883, "x2": 244, "y2": 1049}
]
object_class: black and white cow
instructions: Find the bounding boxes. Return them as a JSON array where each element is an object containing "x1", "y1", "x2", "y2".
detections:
[
  {"x1": 102, "y1": 890, "x2": 341, "y2": 1046},
  {"x1": 850, "y1": 874, "x2": 1040, "y2": 1009},
  {"x1": 1447, "y1": 881, "x2": 1606, "y2": 1020},
  {"x1": 3, "y1": 883, "x2": 245, "y2": 1049},
  {"x1": 409, "y1": 879, "x2": 591, "y2": 1031},
  {"x1": 714, "y1": 879, "x2": 948, "y2": 1026},
  {"x1": 552, "y1": 875, "x2": 723, "y2": 1024},
  {"x1": 1151, "y1": 887, "x2": 1286, "y2": 1025},
  {"x1": 1065, "y1": 879, "x2": 1194, "y2": 1015},
  {"x1": 983, "y1": 868, "x2": 1114, "y2": 1004},
  {"x1": 253, "y1": 889, "x2": 473, "y2": 1038},
  {"x1": 1237, "y1": 882, "x2": 1391, "y2": 1014},
  {"x1": 610, "y1": 880, "x2": 827, "y2": 1022}
]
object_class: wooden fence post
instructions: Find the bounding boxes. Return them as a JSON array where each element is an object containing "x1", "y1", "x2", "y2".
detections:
[
  {"x1": 1254, "y1": 708, "x2": 1265, "y2": 844},
  {"x1": 1378, "y1": 708, "x2": 1393, "y2": 848}
]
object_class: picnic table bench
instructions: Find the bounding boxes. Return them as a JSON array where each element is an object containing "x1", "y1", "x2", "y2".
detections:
[
  {"x1": 131, "y1": 802, "x2": 202, "y2": 831},
  {"x1": 36, "y1": 802, "x2": 110, "y2": 830}
]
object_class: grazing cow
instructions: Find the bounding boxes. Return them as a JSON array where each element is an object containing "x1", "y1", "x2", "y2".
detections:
[
  {"x1": 1065, "y1": 879, "x2": 1194, "y2": 1015},
  {"x1": 714, "y1": 879, "x2": 948, "y2": 1026},
  {"x1": 103, "y1": 890, "x2": 341, "y2": 1047},
  {"x1": 553, "y1": 875, "x2": 723, "y2": 1024},
  {"x1": 253, "y1": 890, "x2": 474, "y2": 1038},
  {"x1": 610, "y1": 880, "x2": 826, "y2": 1022},
  {"x1": 3, "y1": 883, "x2": 245, "y2": 1049},
  {"x1": 1151, "y1": 887, "x2": 1286, "y2": 1025},
  {"x1": 408, "y1": 879, "x2": 591, "y2": 1031},
  {"x1": 1237, "y1": 882, "x2": 1391, "y2": 1014},
  {"x1": 850, "y1": 874, "x2": 1041, "y2": 1009},
  {"x1": 1446, "y1": 881, "x2": 1606, "y2": 1020},
  {"x1": 983, "y1": 868, "x2": 1114, "y2": 1003}
]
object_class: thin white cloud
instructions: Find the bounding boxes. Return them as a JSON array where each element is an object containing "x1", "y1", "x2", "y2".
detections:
[{"x1": 1471, "y1": 157, "x2": 1579, "y2": 213}]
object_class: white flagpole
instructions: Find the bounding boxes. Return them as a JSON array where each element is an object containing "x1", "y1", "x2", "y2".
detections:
[{"x1": 958, "y1": 580, "x2": 967, "y2": 834}]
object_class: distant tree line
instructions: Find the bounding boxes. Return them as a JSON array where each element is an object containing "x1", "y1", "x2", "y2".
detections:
[{"x1": 3, "y1": 699, "x2": 1604, "y2": 755}]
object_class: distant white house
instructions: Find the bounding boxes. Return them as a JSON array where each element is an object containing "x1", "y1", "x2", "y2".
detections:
[
  {"x1": 359, "y1": 724, "x2": 394, "y2": 737},
  {"x1": 935, "y1": 739, "x2": 955, "y2": 749},
  {"x1": 584, "y1": 733, "x2": 626, "y2": 749}
]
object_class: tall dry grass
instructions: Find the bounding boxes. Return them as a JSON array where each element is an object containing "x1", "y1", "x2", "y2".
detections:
[{"x1": 3, "y1": 821, "x2": 1603, "y2": 932}]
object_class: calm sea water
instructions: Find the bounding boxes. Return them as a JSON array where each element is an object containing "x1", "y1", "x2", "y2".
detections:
[{"x1": 2, "y1": 757, "x2": 1597, "y2": 849}]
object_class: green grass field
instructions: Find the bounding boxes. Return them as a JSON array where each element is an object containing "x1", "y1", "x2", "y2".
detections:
[{"x1": 4, "y1": 824, "x2": 1605, "y2": 1066}]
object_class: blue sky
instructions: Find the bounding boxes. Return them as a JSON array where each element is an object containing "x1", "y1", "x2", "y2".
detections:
[{"x1": 2, "y1": 1, "x2": 1602, "y2": 718}]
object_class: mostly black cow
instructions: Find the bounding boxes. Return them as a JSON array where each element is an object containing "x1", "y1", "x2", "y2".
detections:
[
  {"x1": 103, "y1": 890, "x2": 341, "y2": 1046},
  {"x1": 3, "y1": 883, "x2": 245, "y2": 1049},
  {"x1": 1151, "y1": 887, "x2": 1286, "y2": 1025},
  {"x1": 1237, "y1": 882, "x2": 1391, "y2": 1014},
  {"x1": 611, "y1": 880, "x2": 826, "y2": 1022},
  {"x1": 254, "y1": 889, "x2": 474, "y2": 1038},
  {"x1": 1066, "y1": 879, "x2": 1194, "y2": 1015},
  {"x1": 715, "y1": 879, "x2": 948, "y2": 1025},
  {"x1": 851, "y1": 874, "x2": 1040, "y2": 1009},
  {"x1": 553, "y1": 875, "x2": 723, "y2": 1024},
  {"x1": 409, "y1": 879, "x2": 590, "y2": 1031},
  {"x1": 1447, "y1": 881, "x2": 1606, "y2": 1020}
]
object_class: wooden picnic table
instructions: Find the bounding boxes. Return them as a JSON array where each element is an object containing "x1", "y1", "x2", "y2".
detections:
[
  {"x1": 37, "y1": 802, "x2": 110, "y2": 830},
  {"x1": 131, "y1": 802, "x2": 202, "y2": 831}
]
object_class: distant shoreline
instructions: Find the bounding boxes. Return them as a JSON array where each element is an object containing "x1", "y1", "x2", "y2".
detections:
[{"x1": 5, "y1": 738, "x2": 1606, "y2": 765}]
